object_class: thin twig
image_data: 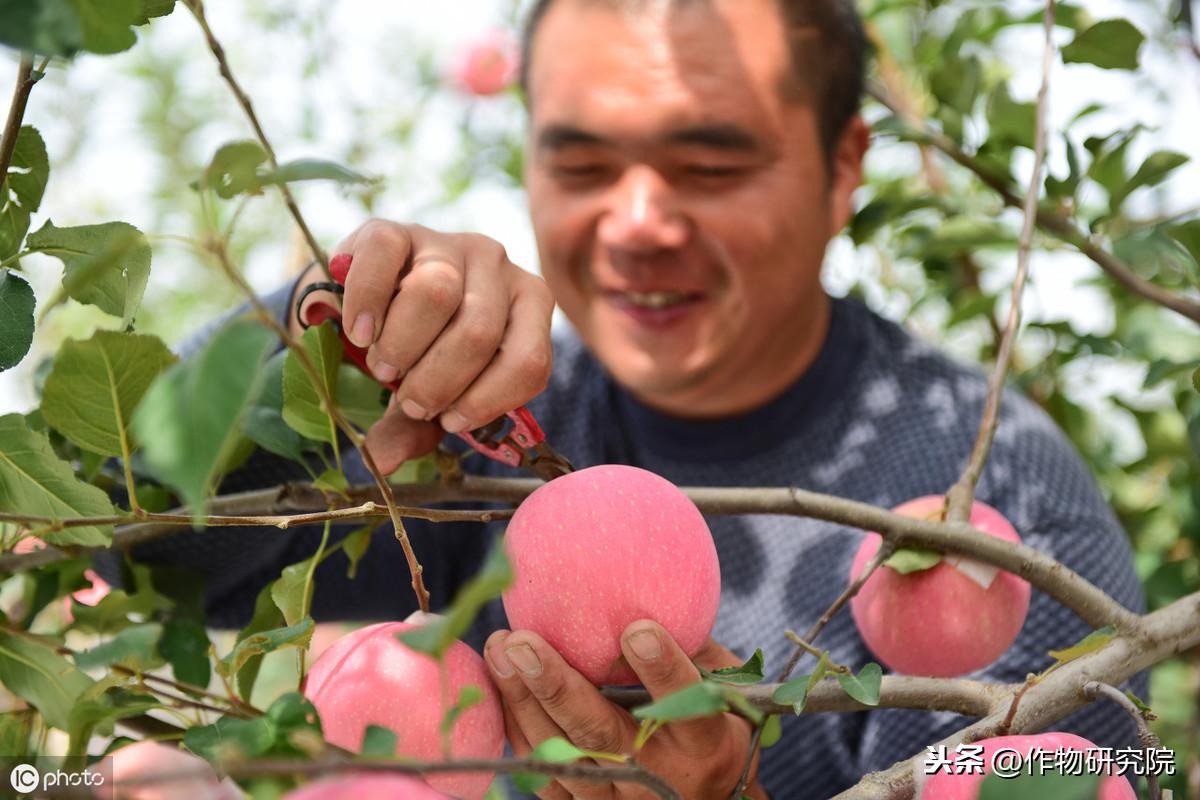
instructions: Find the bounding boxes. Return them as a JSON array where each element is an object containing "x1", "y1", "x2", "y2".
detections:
[
  {"x1": 943, "y1": 0, "x2": 1056, "y2": 523},
  {"x1": 867, "y1": 85, "x2": 1200, "y2": 326},
  {"x1": 1083, "y1": 681, "x2": 1163, "y2": 800},
  {"x1": 0, "y1": 56, "x2": 42, "y2": 195},
  {"x1": 182, "y1": 0, "x2": 328, "y2": 275}
]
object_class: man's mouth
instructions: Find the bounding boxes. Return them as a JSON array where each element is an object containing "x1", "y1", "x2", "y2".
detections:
[
  {"x1": 616, "y1": 290, "x2": 697, "y2": 309},
  {"x1": 603, "y1": 289, "x2": 705, "y2": 328}
]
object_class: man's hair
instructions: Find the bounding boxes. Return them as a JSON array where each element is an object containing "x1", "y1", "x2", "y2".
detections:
[{"x1": 518, "y1": 0, "x2": 866, "y2": 161}]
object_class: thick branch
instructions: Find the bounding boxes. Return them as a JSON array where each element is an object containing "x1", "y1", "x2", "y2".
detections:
[
  {"x1": 0, "y1": 478, "x2": 1138, "y2": 631},
  {"x1": 944, "y1": 0, "x2": 1054, "y2": 524},
  {"x1": 832, "y1": 591, "x2": 1200, "y2": 799},
  {"x1": 867, "y1": 85, "x2": 1200, "y2": 326}
]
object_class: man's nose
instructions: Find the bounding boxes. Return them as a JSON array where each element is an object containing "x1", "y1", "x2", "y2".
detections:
[{"x1": 596, "y1": 166, "x2": 688, "y2": 252}]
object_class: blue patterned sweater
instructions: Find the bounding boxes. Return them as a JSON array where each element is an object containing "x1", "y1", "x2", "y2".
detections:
[{"x1": 115, "y1": 289, "x2": 1148, "y2": 798}]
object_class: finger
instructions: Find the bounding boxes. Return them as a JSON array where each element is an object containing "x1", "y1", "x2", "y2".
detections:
[
  {"x1": 340, "y1": 221, "x2": 414, "y2": 348},
  {"x1": 486, "y1": 631, "x2": 624, "y2": 799},
  {"x1": 504, "y1": 705, "x2": 573, "y2": 800},
  {"x1": 438, "y1": 275, "x2": 554, "y2": 434},
  {"x1": 621, "y1": 620, "x2": 735, "y2": 755},
  {"x1": 387, "y1": 239, "x2": 511, "y2": 421},
  {"x1": 364, "y1": 401, "x2": 444, "y2": 474}
]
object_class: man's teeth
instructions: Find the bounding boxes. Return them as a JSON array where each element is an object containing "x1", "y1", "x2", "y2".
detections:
[{"x1": 622, "y1": 291, "x2": 689, "y2": 309}]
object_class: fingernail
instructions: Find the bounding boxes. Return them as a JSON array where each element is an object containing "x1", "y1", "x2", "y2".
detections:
[
  {"x1": 401, "y1": 399, "x2": 428, "y2": 420},
  {"x1": 505, "y1": 645, "x2": 542, "y2": 677},
  {"x1": 488, "y1": 645, "x2": 514, "y2": 678},
  {"x1": 350, "y1": 312, "x2": 374, "y2": 347},
  {"x1": 628, "y1": 630, "x2": 661, "y2": 661},
  {"x1": 441, "y1": 410, "x2": 469, "y2": 433},
  {"x1": 374, "y1": 361, "x2": 399, "y2": 384}
]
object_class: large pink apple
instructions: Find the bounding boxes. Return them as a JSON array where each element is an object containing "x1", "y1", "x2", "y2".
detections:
[
  {"x1": 284, "y1": 773, "x2": 450, "y2": 800},
  {"x1": 849, "y1": 496, "x2": 1031, "y2": 677},
  {"x1": 303, "y1": 622, "x2": 504, "y2": 800},
  {"x1": 502, "y1": 464, "x2": 721, "y2": 685},
  {"x1": 919, "y1": 732, "x2": 1137, "y2": 799},
  {"x1": 100, "y1": 740, "x2": 240, "y2": 800}
]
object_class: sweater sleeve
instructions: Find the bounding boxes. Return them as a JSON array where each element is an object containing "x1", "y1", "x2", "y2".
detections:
[{"x1": 853, "y1": 507, "x2": 1149, "y2": 783}]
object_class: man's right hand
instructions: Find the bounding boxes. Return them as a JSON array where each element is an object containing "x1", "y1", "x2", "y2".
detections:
[{"x1": 292, "y1": 220, "x2": 555, "y2": 473}]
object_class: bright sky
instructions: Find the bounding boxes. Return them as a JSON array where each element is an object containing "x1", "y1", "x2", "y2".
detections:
[{"x1": 1, "y1": 0, "x2": 1197, "y2": 427}]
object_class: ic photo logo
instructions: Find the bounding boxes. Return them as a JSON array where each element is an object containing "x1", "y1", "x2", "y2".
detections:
[{"x1": 9, "y1": 763, "x2": 39, "y2": 794}]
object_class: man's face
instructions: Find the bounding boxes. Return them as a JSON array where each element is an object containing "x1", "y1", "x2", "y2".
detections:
[{"x1": 525, "y1": 0, "x2": 866, "y2": 417}]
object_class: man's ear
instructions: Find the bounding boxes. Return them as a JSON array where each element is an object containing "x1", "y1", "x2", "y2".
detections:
[{"x1": 827, "y1": 114, "x2": 870, "y2": 238}]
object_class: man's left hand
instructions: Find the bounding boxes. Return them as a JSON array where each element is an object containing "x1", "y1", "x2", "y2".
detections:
[{"x1": 484, "y1": 620, "x2": 769, "y2": 799}]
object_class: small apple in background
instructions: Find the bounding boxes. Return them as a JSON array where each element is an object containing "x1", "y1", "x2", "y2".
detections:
[
  {"x1": 100, "y1": 740, "x2": 241, "y2": 800},
  {"x1": 283, "y1": 773, "x2": 450, "y2": 800},
  {"x1": 502, "y1": 464, "x2": 721, "y2": 685},
  {"x1": 849, "y1": 496, "x2": 1031, "y2": 677},
  {"x1": 449, "y1": 30, "x2": 519, "y2": 96},
  {"x1": 303, "y1": 621, "x2": 504, "y2": 800},
  {"x1": 918, "y1": 732, "x2": 1137, "y2": 799}
]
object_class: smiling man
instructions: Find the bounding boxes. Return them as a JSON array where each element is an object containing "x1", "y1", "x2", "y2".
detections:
[{"x1": 135, "y1": 0, "x2": 1147, "y2": 797}]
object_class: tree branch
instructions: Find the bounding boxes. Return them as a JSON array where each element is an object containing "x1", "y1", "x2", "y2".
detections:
[
  {"x1": 1083, "y1": 680, "x2": 1163, "y2": 800},
  {"x1": 0, "y1": 478, "x2": 1139, "y2": 631},
  {"x1": 831, "y1": 591, "x2": 1200, "y2": 799},
  {"x1": 0, "y1": 55, "x2": 42, "y2": 197},
  {"x1": 867, "y1": 85, "x2": 1200, "y2": 326},
  {"x1": 182, "y1": 0, "x2": 327, "y2": 275},
  {"x1": 944, "y1": 0, "x2": 1054, "y2": 524}
]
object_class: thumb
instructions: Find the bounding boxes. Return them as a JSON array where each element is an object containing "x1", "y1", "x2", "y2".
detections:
[{"x1": 365, "y1": 404, "x2": 444, "y2": 474}]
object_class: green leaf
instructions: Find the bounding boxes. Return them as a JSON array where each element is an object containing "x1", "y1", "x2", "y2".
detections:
[
  {"x1": 703, "y1": 649, "x2": 765, "y2": 685},
  {"x1": 0, "y1": 270, "x2": 36, "y2": 372},
  {"x1": 73, "y1": 622, "x2": 163, "y2": 671},
  {"x1": 311, "y1": 468, "x2": 348, "y2": 495},
  {"x1": 69, "y1": 564, "x2": 172, "y2": 634},
  {"x1": 632, "y1": 681, "x2": 728, "y2": 722},
  {"x1": 42, "y1": 331, "x2": 176, "y2": 457},
  {"x1": 0, "y1": 413, "x2": 115, "y2": 546},
  {"x1": 759, "y1": 714, "x2": 783, "y2": 748},
  {"x1": 233, "y1": 585, "x2": 286, "y2": 702},
  {"x1": 0, "y1": 631, "x2": 95, "y2": 731},
  {"x1": 513, "y1": 737, "x2": 589, "y2": 792},
  {"x1": 272, "y1": 558, "x2": 314, "y2": 627},
  {"x1": 184, "y1": 715, "x2": 275, "y2": 763},
  {"x1": 0, "y1": 0, "x2": 143, "y2": 57},
  {"x1": 341, "y1": 526, "x2": 373, "y2": 580},
  {"x1": 200, "y1": 141, "x2": 269, "y2": 199},
  {"x1": 244, "y1": 351, "x2": 320, "y2": 462},
  {"x1": 159, "y1": 616, "x2": 212, "y2": 688},
  {"x1": 218, "y1": 617, "x2": 315, "y2": 683},
  {"x1": 835, "y1": 663, "x2": 882, "y2": 706},
  {"x1": 67, "y1": 685, "x2": 160, "y2": 756},
  {"x1": 27, "y1": 220, "x2": 151, "y2": 324},
  {"x1": 1062, "y1": 19, "x2": 1144, "y2": 70},
  {"x1": 440, "y1": 684, "x2": 484, "y2": 737},
  {"x1": 772, "y1": 675, "x2": 812, "y2": 715},
  {"x1": 135, "y1": 0, "x2": 175, "y2": 24},
  {"x1": 389, "y1": 453, "x2": 438, "y2": 484},
  {"x1": 337, "y1": 365, "x2": 387, "y2": 431},
  {"x1": 282, "y1": 322, "x2": 342, "y2": 444},
  {"x1": 979, "y1": 771, "x2": 1100, "y2": 799},
  {"x1": 986, "y1": 84, "x2": 1036, "y2": 148},
  {"x1": 259, "y1": 159, "x2": 371, "y2": 188},
  {"x1": 360, "y1": 724, "x2": 398, "y2": 757},
  {"x1": 1048, "y1": 624, "x2": 1118, "y2": 665},
  {"x1": 884, "y1": 546, "x2": 943, "y2": 574},
  {"x1": 1113, "y1": 151, "x2": 1189, "y2": 207},
  {"x1": 1143, "y1": 358, "x2": 1200, "y2": 389},
  {"x1": 1166, "y1": 219, "x2": 1200, "y2": 267},
  {"x1": 397, "y1": 537, "x2": 512, "y2": 659},
  {"x1": 132, "y1": 318, "x2": 276, "y2": 522},
  {"x1": 1, "y1": 126, "x2": 49, "y2": 260}
]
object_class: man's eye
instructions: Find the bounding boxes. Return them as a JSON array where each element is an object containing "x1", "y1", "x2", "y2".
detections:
[
  {"x1": 684, "y1": 164, "x2": 746, "y2": 178},
  {"x1": 552, "y1": 164, "x2": 609, "y2": 179}
]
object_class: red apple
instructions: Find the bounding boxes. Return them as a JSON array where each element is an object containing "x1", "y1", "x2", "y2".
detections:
[
  {"x1": 918, "y1": 732, "x2": 1137, "y2": 799},
  {"x1": 101, "y1": 740, "x2": 240, "y2": 800},
  {"x1": 303, "y1": 622, "x2": 504, "y2": 800},
  {"x1": 449, "y1": 30, "x2": 519, "y2": 96},
  {"x1": 284, "y1": 774, "x2": 450, "y2": 800},
  {"x1": 502, "y1": 464, "x2": 721, "y2": 685},
  {"x1": 849, "y1": 496, "x2": 1031, "y2": 677}
]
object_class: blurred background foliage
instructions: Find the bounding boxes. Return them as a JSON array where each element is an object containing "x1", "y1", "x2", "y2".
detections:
[{"x1": 0, "y1": 0, "x2": 1197, "y2": 796}]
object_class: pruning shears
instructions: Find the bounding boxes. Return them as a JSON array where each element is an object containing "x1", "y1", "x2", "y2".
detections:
[{"x1": 295, "y1": 253, "x2": 574, "y2": 482}]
